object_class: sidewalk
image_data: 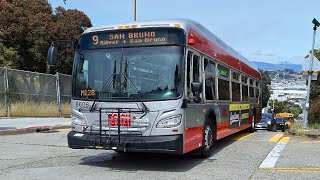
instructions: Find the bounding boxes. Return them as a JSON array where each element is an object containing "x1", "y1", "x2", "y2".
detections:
[
  {"x1": 0, "y1": 117, "x2": 71, "y2": 135},
  {"x1": 303, "y1": 129, "x2": 320, "y2": 138}
]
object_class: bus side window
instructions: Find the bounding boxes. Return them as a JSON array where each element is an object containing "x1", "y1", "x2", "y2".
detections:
[
  {"x1": 217, "y1": 64, "x2": 230, "y2": 101},
  {"x1": 204, "y1": 58, "x2": 216, "y2": 100},
  {"x1": 187, "y1": 51, "x2": 200, "y2": 100},
  {"x1": 187, "y1": 51, "x2": 192, "y2": 98},
  {"x1": 79, "y1": 60, "x2": 89, "y2": 89},
  {"x1": 241, "y1": 75, "x2": 249, "y2": 101},
  {"x1": 193, "y1": 54, "x2": 200, "y2": 82}
]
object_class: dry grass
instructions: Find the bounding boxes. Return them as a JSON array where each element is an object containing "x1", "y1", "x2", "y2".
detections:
[
  {"x1": 2, "y1": 101, "x2": 71, "y2": 117},
  {"x1": 0, "y1": 106, "x2": 6, "y2": 117},
  {"x1": 61, "y1": 102, "x2": 71, "y2": 117},
  {"x1": 289, "y1": 124, "x2": 306, "y2": 137}
]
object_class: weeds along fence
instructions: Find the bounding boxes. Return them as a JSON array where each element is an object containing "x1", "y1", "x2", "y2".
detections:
[{"x1": 0, "y1": 67, "x2": 71, "y2": 117}]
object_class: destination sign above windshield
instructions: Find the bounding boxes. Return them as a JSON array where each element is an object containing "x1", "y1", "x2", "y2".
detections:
[{"x1": 78, "y1": 28, "x2": 185, "y2": 49}]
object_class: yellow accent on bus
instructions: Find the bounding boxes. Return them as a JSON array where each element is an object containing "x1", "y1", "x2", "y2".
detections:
[
  {"x1": 229, "y1": 104, "x2": 250, "y2": 111},
  {"x1": 174, "y1": 24, "x2": 181, "y2": 27},
  {"x1": 131, "y1": 25, "x2": 137, "y2": 28},
  {"x1": 118, "y1": 26, "x2": 124, "y2": 29}
]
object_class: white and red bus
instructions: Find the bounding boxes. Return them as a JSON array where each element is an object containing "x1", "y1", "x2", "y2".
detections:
[{"x1": 48, "y1": 19, "x2": 261, "y2": 157}]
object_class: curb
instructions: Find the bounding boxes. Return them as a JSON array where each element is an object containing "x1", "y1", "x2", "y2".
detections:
[
  {"x1": 0, "y1": 125, "x2": 71, "y2": 136},
  {"x1": 288, "y1": 129, "x2": 320, "y2": 139}
]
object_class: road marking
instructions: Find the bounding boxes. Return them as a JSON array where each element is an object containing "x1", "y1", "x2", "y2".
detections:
[
  {"x1": 279, "y1": 137, "x2": 290, "y2": 142},
  {"x1": 268, "y1": 133, "x2": 284, "y2": 142},
  {"x1": 259, "y1": 168, "x2": 320, "y2": 172},
  {"x1": 259, "y1": 137, "x2": 290, "y2": 168},
  {"x1": 228, "y1": 133, "x2": 254, "y2": 140}
]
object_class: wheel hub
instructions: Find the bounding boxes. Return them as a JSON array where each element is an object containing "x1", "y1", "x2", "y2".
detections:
[{"x1": 204, "y1": 125, "x2": 213, "y2": 150}]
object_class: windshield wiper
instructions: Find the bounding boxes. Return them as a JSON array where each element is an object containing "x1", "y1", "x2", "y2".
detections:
[
  {"x1": 89, "y1": 73, "x2": 115, "y2": 112},
  {"x1": 122, "y1": 58, "x2": 149, "y2": 114}
]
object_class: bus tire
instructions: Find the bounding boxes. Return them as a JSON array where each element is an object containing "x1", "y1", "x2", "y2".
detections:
[
  {"x1": 200, "y1": 120, "x2": 216, "y2": 158},
  {"x1": 247, "y1": 114, "x2": 256, "y2": 133},
  {"x1": 114, "y1": 150, "x2": 125, "y2": 153}
]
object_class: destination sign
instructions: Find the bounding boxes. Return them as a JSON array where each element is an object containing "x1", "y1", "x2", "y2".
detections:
[{"x1": 78, "y1": 28, "x2": 184, "y2": 49}]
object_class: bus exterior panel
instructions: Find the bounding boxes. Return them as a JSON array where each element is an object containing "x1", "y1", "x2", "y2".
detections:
[
  {"x1": 68, "y1": 99, "x2": 186, "y2": 154},
  {"x1": 187, "y1": 28, "x2": 261, "y2": 80}
]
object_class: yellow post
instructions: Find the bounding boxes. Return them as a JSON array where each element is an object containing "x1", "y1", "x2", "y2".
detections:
[{"x1": 134, "y1": 0, "x2": 136, "y2": 21}]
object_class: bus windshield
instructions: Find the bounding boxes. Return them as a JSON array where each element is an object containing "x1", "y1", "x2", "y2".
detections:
[{"x1": 72, "y1": 46, "x2": 184, "y2": 101}]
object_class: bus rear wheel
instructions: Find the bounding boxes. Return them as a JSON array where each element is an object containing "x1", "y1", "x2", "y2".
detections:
[
  {"x1": 247, "y1": 114, "x2": 256, "y2": 133},
  {"x1": 200, "y1": 121, "x2": 215, "y2": 158}
]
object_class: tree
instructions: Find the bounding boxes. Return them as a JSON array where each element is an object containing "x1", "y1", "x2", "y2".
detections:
[
  {"x1": 0, "y1": 31, "x2": 20, "y2": 68},
  {"x1": 309, "y1": 96, "x2": 320, "y2": 124},
  {"x1": 260, "y1": 70, "x2": 271, "y2": 108},
  {"x1": 273, "y1": 100, "x2": 302, "y2": 117},
  {"x1": 53, "y1": 6, "x2": 92, "y2": 74},
  {"x1": 0, "y1": 0, "x2": 55, "y2": 72},
  {"x1": 308, "y1": 49, "x2": 320, "y2": 124},
  {"x1": 0, "y1": 0, "x2": 92, "y2": 103},
  {"x1": 0, "y1": 0, "x2": 92, "y2": 74}
]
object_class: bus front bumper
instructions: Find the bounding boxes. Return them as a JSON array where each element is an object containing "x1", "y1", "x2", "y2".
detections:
[{"x1": 67, "y1": 131, "x2": 183, "y2": 154}]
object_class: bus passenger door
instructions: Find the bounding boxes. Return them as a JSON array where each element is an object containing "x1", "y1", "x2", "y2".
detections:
[{"x1": 184, "y1": 49, "x2": 205, "y2": 153}]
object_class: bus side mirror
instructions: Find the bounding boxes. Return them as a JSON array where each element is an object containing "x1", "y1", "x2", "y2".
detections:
[
  {"x1": 47, "y1": 45, "x2": 58, "y2": 66},
  {"x1": 191, "y1": 82, "x2": 202, "y2": 103},
  {"x1": 191, "y1": 82, "x2": 202, "y2": 93}
]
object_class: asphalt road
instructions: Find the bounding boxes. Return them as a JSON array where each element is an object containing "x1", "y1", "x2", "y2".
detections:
[{"x1": 0, "y1": 130, "x2": 319, "y2": 180}]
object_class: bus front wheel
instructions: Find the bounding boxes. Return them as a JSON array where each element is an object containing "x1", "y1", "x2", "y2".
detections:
[{"x1": 200, "y1": 120, "x2": 216, "y2": 158}]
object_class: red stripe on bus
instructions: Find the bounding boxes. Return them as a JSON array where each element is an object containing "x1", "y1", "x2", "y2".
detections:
[
  {"x1": 188, "y1": 29, "x2": 261, "y2": 80},
  {"x1": 183, "y1": 126, "x2": 204, "y2": 153},
  {"x1": 217, "y1": 120, "x2": 230, "y2": 131},
  {"x1": 183, "y1": 118, "x2": 253, "y2": 153},
  {"x1": 217, "y1": 124, "x2": 251, "y2": 140}
]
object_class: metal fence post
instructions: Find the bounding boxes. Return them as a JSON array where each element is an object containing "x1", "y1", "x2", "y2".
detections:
[
  {"x1": 56, "y1": 72, "x2": 62, "y2": 117},
  {"x1": 4, "y1": 67, "x2": 9, "y2": 117}
]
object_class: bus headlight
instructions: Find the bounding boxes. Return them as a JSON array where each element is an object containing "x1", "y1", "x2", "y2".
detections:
[
  {"x1": 156, "y1": 115, "x2": 181, "y2": 128},
  {"x1": 71, "y1": 115, "x2": 87, "y2": 126},
  {"x1": 267, "y1": 120, "x2": 271, "y2": 125}
]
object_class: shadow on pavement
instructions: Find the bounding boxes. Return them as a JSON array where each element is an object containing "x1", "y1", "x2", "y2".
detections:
[
  {"x1": 79, "y1": 137, "x2": 237, "y2": 172},
  {"x1": 0, "y1": 127, "x2": 16, "y2": 130}
]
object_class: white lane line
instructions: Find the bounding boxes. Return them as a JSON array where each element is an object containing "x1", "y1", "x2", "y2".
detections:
[{"x1": 259, "y1": 141, "x2": 288, "y2": 168}]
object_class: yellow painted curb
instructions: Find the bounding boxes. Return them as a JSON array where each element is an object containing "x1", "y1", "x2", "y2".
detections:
[
  {"x1": 279, "y1": 137, "x2": 290, "y2": 143},
  {"x1": 228, "y1": 133, "x2": 254, "y2": 140}
]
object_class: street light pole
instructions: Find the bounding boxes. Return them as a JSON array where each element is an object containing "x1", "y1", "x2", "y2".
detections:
[
  {"x1": 134, "y1": 0, "x2": 137, "y2": 21},
  {"x1": 303, "y1": 18, "x2": 319, "y2": 128}
]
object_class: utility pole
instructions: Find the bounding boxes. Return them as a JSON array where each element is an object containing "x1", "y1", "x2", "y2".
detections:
[
  {"x1": 134, "y1": 0, "x2": 137, "y2": 21},
  {"x1": 303, "y1": 18, "x2": 320, "y2": 128}
]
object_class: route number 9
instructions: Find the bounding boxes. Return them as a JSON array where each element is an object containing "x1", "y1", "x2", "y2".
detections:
[{"x1": 92, "y1": 35, "x2": 99, "y2": 45}]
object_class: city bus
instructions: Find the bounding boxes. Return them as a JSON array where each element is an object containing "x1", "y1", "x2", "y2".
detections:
[{"x1": 47, "y1": 19, "x2": 261, "y2": 157}]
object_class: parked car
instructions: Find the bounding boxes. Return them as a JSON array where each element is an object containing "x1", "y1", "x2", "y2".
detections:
[
  {"x1": 255, "y1": 113, "x2": 273, "y2": 130},
  {"x1": 274, "y1": 117, "x2": 289, "y2": 132}
]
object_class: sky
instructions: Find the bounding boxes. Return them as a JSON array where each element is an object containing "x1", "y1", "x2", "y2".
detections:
[{"x1": 50, "y1": 0, "x2": 320, "y2": 65}]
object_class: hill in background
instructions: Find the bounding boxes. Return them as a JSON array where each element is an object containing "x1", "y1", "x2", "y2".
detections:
[{"x1": 252, "y1": 61, "x2": 302, "y2": 72}]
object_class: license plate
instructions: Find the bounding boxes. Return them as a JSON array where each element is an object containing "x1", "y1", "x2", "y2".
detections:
[
  {"x1": 108, "y1": 113, "x2": 131, "y2": 127},
  {"x1": 257, "y1": 125, "x2": 262, "y2": 128}
]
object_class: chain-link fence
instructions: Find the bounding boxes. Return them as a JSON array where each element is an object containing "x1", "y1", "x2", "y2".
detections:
[{"x1": 0, "y1": 67, "x2": 72, "y2": 117}]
